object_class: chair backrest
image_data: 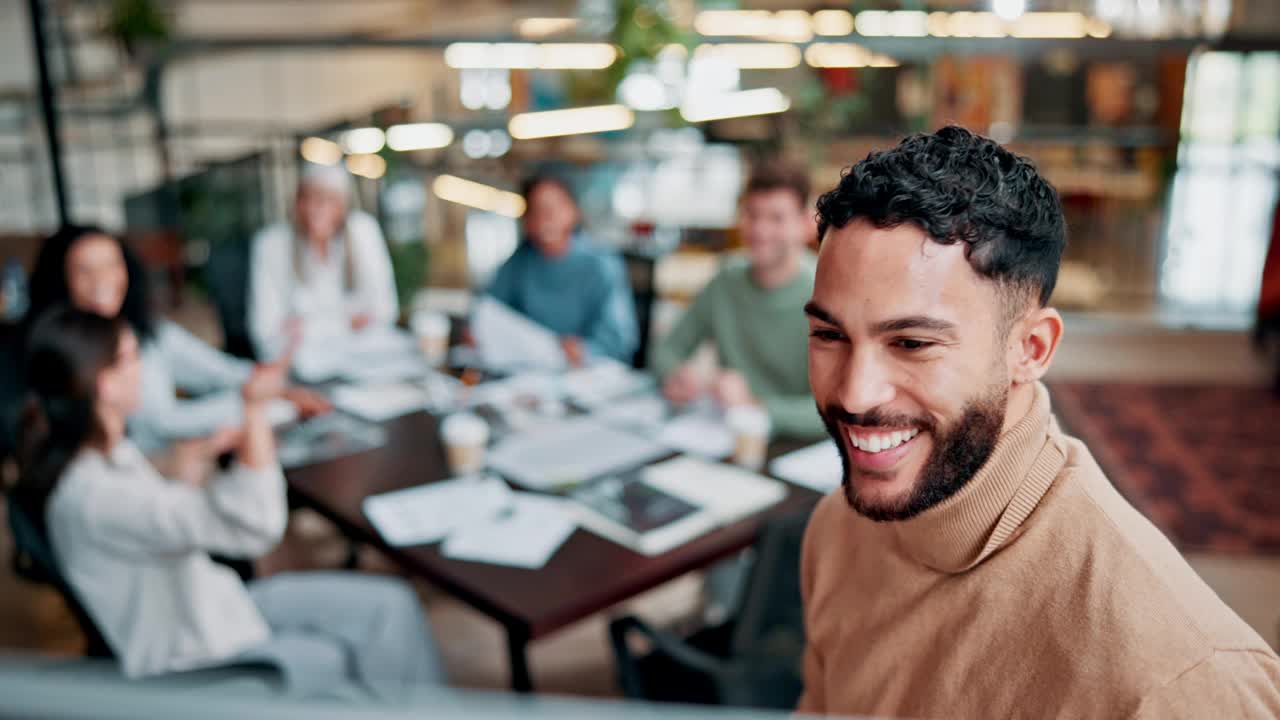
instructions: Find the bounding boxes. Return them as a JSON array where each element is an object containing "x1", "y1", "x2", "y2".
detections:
[
  {"x1": 720, "y1": 508, "x2": 813, "y2": 709},
  {"x1": 0, "y1": 321, "x2": 24, "y2": 462},
  {"x1": 622, "y1": 251, "x2": 656, "y2": 370},
  {"x1": 6, "y1": 500, "x2": 114, "y2": 659}
]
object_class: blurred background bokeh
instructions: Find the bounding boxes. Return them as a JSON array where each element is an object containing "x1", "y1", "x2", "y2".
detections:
[{"x1": 2, "y1": 0, "x2": 1279, "y2": 695}]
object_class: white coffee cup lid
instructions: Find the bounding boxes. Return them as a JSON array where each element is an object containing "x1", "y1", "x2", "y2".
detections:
[
  {"x1": 441, "y1": 412, "x2": 489, "y2": 443},
  {"x1": 726, "y1": 405, "x2": 771, "y2": 435},
  {"x1": 412, "y1": 311, "x2": 450, "y2": 336}
]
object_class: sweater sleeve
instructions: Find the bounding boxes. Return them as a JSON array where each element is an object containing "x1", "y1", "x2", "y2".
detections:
[
  {"x1": 649, "y1": 277, "x2": 716, "y2": 381},
  {"x1": 580, "y1": 254, "x2": 639, "y2": 363},
  {"x1": 82, "y1": 460, "x2": 288, "y2": 560},
  {"x1": 1130, "y1": 650, "x2": 1280, "y2": 719},
  {"x1": 129, "y1": 324, "x2": 252, "y2": 450},
  {"x1": 160, "y1": 321, "x2": 253, "y2": 394},
  {"x1": 796, "y1": 497, "x2": 828, "y2": 715}
]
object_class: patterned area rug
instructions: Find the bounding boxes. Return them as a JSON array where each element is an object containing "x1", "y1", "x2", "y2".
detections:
[{"x1": 1051, "y1": 383, "x2": 1280, "y2": 555}]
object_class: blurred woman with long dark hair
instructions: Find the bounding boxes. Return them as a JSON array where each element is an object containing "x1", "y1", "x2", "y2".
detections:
[
  {"x1": 26, "y1": 225, "x2": 329, "y2": 453},
  {"x1": 15, "y1": 305, "x2": 444, "y2": 698}
]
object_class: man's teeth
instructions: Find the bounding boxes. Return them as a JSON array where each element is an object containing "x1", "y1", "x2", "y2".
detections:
[{"x1": 849, "y1": 428, "x2": 919, "y2": 454}]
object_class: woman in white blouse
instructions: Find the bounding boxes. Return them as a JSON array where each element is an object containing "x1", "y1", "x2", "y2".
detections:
[
  {"x1": 13, "y1": 306, "x2": 444, "y2": 699},
  {"x1": 247, "y1": 163, "x2": 399, "y2": 368},
  {"x1": 26, "y1": 225, "x2": 331, "y2": 453}
]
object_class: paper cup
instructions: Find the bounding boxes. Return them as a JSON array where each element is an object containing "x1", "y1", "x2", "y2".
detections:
[
  {"x1": 726, "y1": 405, "x2": 771, "y2": 471},
  {"x1": 411, "y1": 310, "x2": 451, "y2": 368},
  {"x1": 440, "y1": 412, "x2": 489, "y2": 475}
]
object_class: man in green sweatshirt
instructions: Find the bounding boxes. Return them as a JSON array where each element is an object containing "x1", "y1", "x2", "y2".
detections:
[{"x1": 650, "y1": 161, "x2": 825, "y2": 439}]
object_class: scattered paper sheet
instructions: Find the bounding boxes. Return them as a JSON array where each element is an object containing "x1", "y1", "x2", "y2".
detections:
[
  {"x1": 768, "y1": 440, "x2": 843, "y2": 493},
  {"x1": 276, "y1": 413, "x2": 387, "y2": 470},
  {"x1": 561, "y1": 360, "x2": 654, "y2": 409},
  {"x1": 294, "y1": 328, "x2": 428, "y2": 384},
  {"x1": 471, "y1": 296, "x2": 567, "y2": 372},
  {"x1": 487, "y1": 416, "x2": 672, "y2": 491},
  {"x1": 592, "y1": 393, "x2": 669, "y2": 434},
  {"x1": 422, "y1": 370, "x2": 466, "y2": 413},
  {"x1": 331, "y1": 382, "x2": 428, "y2": 423},
  {"x1": 657, "y1": 411, "x2": 735, "y2": 460},
  {"x1": 362, "y1": 475, "x2": 514, "y2": 547},
  {"x1": 442, "y1": 493, "x2": 577, "y2": 569}
]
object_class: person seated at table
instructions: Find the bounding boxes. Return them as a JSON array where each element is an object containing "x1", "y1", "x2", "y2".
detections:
[
  {"x1": 798, "y1": 127, "x2": 1280, "y2": 717},
  {"x1": 650, "y1": 161, "x2": 824, "y2": 439},
  {"x1": 25, "y1": 225, "x2": 331, "y2": 454},
  {"x1": 486, "y1": 173, "x2": 638, "y2": 366},
  {"x1": 248, "y1": 163, "x2": 399, "y2": 367},
  {"x1": 14, "y1": 305, "x2": 446, "y2": 700}
]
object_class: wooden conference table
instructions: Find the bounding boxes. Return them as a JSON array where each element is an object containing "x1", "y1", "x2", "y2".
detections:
[{"x1": 284, "y1": 407, "x2": 824, "y2": 693}]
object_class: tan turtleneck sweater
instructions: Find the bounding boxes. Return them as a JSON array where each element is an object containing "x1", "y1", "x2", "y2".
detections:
[{"x1": 798, "y1": 384, "x2": 1280, "y2": 719}]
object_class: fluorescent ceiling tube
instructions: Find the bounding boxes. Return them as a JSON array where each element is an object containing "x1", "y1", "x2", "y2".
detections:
[
  {"x1": 445, "y1": 43, "x2": 617, "y2": 70},
  {"x1": 680, "y1": 87, "x2": 791, "y2": 123},
  {"x1": 300, "y1": 137, "x2": 342, "y2": 166},
  {"x1": 694, "y1": 43, "x2": 802, "y2": 69},
  {"x1": 432, "y1": 175, "x2": 526, "y2": 218},
  {"x1": 386, "y1": 123, "x2": 454, "y2": 151},
  {"x1": 508, "y1": 104, "x2": 635, "y2": 140},
  {"x1": 339, "y1": 127, "x2": 385, "y2": 155}
]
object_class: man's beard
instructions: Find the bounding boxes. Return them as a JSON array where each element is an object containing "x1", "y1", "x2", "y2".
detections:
[{"x1": 821, "y1": 384, "x2": 1008, "y2": 522}]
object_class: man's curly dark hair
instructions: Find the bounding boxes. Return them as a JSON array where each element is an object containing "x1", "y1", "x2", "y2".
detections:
[{"x1": 816, "y1": 126, "x2": 1066, "y2": 309}]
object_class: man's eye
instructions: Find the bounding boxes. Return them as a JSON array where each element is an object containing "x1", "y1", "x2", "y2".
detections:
[
  {"x1": 894, "y1": 338, "x2": 935, "y2": 351},
  {"x1": 809, "y1": 328, "x2": 845, "y2": 342}
]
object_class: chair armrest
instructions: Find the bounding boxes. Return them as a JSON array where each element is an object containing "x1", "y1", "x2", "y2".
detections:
[{"x1": 609, "y1": 614, "x2": 736, "y2": 698}]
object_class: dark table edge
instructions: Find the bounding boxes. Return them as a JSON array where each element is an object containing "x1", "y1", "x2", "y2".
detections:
[{"x1": 286, "y1": 481, "x2": 821, "y2": 640}]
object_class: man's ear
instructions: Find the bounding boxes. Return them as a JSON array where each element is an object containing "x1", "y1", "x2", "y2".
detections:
[{"x1": 1008, "y1": 306, "x2": 1064, "y2": 386}]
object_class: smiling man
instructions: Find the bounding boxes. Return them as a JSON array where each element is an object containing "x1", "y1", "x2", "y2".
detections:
[{"x1": 797, "y1": 127, "x2": 1280, "y2": 718}]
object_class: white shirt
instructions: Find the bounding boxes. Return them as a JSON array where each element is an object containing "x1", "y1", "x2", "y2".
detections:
[
  {"x1": 247, "y1": 210, "x2": 399, "y2": 362},
  {"x1": 130, "y1": 320, "x2": 253, "y2": 452},
  {"x1": 46, "y1": 441, "x2": 287, "y2": 678}
]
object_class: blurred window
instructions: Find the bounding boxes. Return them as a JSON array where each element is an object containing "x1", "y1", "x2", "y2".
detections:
[{"x1": 1161, "y1": 51, "x2": 1280, "y2": 315}]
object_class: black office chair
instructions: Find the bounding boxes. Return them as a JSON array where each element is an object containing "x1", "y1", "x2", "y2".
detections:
[
  {"x1": 623, "y1": 251, "x2": 656, "y2": 371},
  {"x1": 204, "y1": 239, "x2": 257, "y2": 361},
  {"x1": 7, "y1": 500, "x2": 114, "y2": 659},
  {"x1": 0, "y1": 321, "x2": 24, "y2": 467},
  {"x1": 609, "y1": 509, "x2": 812, "y2": 709}
]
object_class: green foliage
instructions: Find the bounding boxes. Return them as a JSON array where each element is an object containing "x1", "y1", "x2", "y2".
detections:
[
  {"x1": 389, "y1": 241, "x2": 429, "y2": 315},
  {"x1": 106, "y1": 0, "x2": 171, "y2": 51},
  {"x1": 606, "y1": 0, "x2": 690, "y2": 100}
]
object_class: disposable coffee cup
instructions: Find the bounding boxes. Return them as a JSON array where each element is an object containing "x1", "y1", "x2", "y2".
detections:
[
  {"x1": 411, "y1": 311, "x2": 451, "y2": 368},
  {"x1": 440, "y1": 412, "x2": 489, "y2": 475},
  {"x1": 726, "y1": 405, "x2": 771, "y2": 471}
]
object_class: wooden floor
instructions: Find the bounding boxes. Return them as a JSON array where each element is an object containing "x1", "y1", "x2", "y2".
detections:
[{"x1": 2, "y1": 315, "x2": 1276, "y2": 697}]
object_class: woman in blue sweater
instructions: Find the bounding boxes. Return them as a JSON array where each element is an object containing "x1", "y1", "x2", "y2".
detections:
[{"x1": 487, "y1": 174, "x2": 638, "y2": 366}]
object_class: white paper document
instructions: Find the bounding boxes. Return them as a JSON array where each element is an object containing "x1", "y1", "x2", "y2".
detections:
[
  {"x1": 331, "y1": 382, "x2": 428, "y2": 422},
  {"x1": 294, "y1": 328, "x2": 427, "y2": 383},
  {"x1": 471, "y1": 296, "x2": 567, "y2": 372},
  {"x1": 362, "y1": 475, "x2": 514, "y2": 547},
  {"x1": 442, "y1": 493, "x2": 577, "y2": 569},
  {"x1": 561, "y1": 360, "x2": 654, "y2": 409},
  {"x1": 657, "y1": 412, "x2": 735, "y2": 460},
  {"x1": 487, "y1": 416, "x2": 672, "y2": 491},
  {"x1": 768, "y1": 440, "x2": 843, "y2": 493},
  {"x1": 592, "y1": 393, "x2": 669, "y2": 433}
]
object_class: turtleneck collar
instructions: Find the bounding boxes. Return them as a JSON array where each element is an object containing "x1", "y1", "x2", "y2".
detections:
[{"x1": 889, "y1": 382, "x2": 1067, "y2": 574}]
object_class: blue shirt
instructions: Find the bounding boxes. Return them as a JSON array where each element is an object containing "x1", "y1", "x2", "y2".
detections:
[{"x1": 487, "y1": 234, "x2": 638, "y2": 363}]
